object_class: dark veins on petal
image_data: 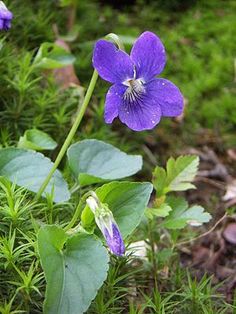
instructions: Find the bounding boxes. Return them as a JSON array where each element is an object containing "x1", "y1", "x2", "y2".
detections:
[{"x1": 123, "y1": 79, "x2": 145, "y2": 107}]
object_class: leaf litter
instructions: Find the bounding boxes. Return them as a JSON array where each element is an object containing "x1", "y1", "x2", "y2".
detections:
[{"x1": 178, "y1": 145, "x2": 236, "y2": 302}]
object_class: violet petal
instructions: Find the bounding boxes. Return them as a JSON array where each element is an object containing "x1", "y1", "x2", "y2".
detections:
[
  {"x1": 0, "y1": 9, "x2": 12, "y2": 20},
  {"x1": 148, "y1": 78, "x2": 184, "y2": 117},
  {"x1": 0, "y1": 1, "x2": 13, "y2": 31},
  {"x1": 104, "y1": 84, "x2": 126, "y2": 123},
  {"x1": 118, "y1": 83, "x2": 162, "y2": 131},
  {"x1": 104, "y1": 223, "x2": 125, "y2": 256},
  {"x1": 3, "y1": 19, "x2": 11, "y2": 30},
  {"x1": 130, "y1": 31, "x2": 166, "y2": 81},
  {"x1": 92, "y1": 39, "x2": 134, "y2": 84}
]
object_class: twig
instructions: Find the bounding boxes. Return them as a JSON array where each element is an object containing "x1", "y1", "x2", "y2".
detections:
[
  {"x1": 176, "y1": 213, "x2": 228, "y2": 247},
  {"x1": 195, "y1": 176, "x2": 226, "y2": 190},
  {"x1": 142, "y1": 145, "x2": 157, "y2": 166}
]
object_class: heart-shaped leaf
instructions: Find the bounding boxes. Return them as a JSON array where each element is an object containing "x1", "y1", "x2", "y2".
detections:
[
  {"x1": 38, "y1": 225, "x2": 109, "y2": 314},
  {"x1": 0, "y1": 148, "x2": 70, "y2": 203},
  {"x1": 18, "y1": 129, "x2": 57, "y2": 151},
  {"x1": 67, "y1": 140, "x2": 143, "y2": 186},
  {"x1": 33, "y1": 42, "x2": 75, "y2": 69}
]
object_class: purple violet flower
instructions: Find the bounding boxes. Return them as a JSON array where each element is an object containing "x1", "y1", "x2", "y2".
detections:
[
  {"x1": 0, "y1": 1, "x2": 13, "y2": 30},
  {"x1": 103, "y1": 221, "x2": 125, "y2": 256},
  {"x1": 86, "y1": 193, "x2": 125, "y2": 256},
  {"x1": 92, "y1": 31, "x2": 184, "y2": 131}
]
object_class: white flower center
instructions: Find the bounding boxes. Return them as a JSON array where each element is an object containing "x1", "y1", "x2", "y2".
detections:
[{"x1": 123, "y1": 79, "x2": 145, "y2": 103}]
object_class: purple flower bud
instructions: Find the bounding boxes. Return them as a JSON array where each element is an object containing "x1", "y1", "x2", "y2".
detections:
[
  {"x1": 103, "y1": 222, "x2": 125, "y2": 256},
  {"x1": 0, "y1": 1, "x2": 13, "y2": 31},
  {"x1": 86, "y1": 193, "x2": 125, "y2": 256}
]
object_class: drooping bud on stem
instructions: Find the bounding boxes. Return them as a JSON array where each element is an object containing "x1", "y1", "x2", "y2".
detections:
[{"x1": 86, "y1": 192, "x2": 125, "y2": 256}]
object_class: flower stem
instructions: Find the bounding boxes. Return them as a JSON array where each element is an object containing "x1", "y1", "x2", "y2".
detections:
[
  {"x1": 64, "y1": 191, "x2": 92, "y2": 231},
  {"x1": 35, "y1": 70, "x2": 98, "y2": 201},
  {"x1": 105, "y1": 33, "x2": 124, "y2": 50}
]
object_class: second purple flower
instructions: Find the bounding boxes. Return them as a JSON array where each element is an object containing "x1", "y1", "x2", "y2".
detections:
[{"x1": 93, "y1": 31, "x2": 184, "y2": 131}]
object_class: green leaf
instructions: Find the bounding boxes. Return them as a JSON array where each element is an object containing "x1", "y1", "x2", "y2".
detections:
[
  {"x1": 166, "y1": 155, "x2": 199, "y2": 192},
  {"x1": 67, "y1": 140, "x2": 143, "y2": 186},
  {"x1": 157, "y1": 248, "x2": 174, "y2": 266},
  {"x1": 18, "y1": 129, "x2": 57, "y2": 151},
  {"x1": 0, "y1": 38, "x2": 4, "y2": 51},
  {"x1": 82, "y1": 181, "x2": 153, "y2": 238},
  {"x1": 38, "y1": 225, "x2": 109, "y2": 314},
  {"x1": 146, "y1": 203, "x2": 172, "y2": 219},
  {"x1": 60, "y1": 0, "x2": 76, "y2": 6},
  {"x1": 152, "y1": 166, "x2": 167, "y2": 196},
  {"x1": 0, "y1": 148, "x2": 70, "y2": 203},
  {"x1": 59, "y1": 25, "x2": 80, "y2": 42},
  {"x1": 162, "y1": 196, "x2": 211, "y2": 229},
  {"x1": 33, "y1": 42, "x2": 76, "y2": 69}
]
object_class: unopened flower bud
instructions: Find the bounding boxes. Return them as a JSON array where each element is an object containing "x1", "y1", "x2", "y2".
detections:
[
  {"x1": 86, "y1": 192, "x2": 125, "y2": 256},
  {"x1": 0, "y1": 1, "x2": 13, "y2": 31}
]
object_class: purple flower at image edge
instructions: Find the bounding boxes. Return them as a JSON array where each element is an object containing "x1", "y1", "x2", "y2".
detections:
[
  {"x1": 103, "y1": 222, "x2": 125, "y2": 256},
  {"x1": 0, "y1": 1, "x2": 13, "y2": 30},
  {"x1": 92, "y1": 31, "x2": 184, "y2": 131}
]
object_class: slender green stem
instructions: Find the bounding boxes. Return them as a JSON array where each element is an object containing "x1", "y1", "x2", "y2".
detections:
[
  {"x1": 148, "y1": 220, "x2": 158, "y2": 291},
  {"x1": 64, "y1": 191, "x2": 92, "y2": 231},
  {"x1": 35, "y1": 70, "x2": 98, "y2": 201},
  {"x1": 35, "y1": 33, "x2": 124, "y2": 201},
  {"x1": 105, "y1": 33, "x2": 124, "y2": 50}
]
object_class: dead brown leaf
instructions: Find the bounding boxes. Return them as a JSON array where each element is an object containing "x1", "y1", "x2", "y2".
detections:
[
  {"x1": 52, "y1": 39, "x2": 80, "y2": 90},
  {"x1": 227, "y1": 148, "x2": 236, "y2": 161},
  {"x1": 223, "y1": 223, "x2": 236, "y2": 244},
  {"x1": 223, "y1": 179, "x2": 236, "y2": 201}
]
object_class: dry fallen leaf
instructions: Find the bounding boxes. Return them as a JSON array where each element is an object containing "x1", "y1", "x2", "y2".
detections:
[
  {"x1": 223, "y1": 179, "x2": 236, "y2": 201},
  {"x1": 227, "y1": 148, "x2": 236, "y2": 161},
  {"x1": 126, "y1": 240, "x2": 148, "y2": 260},
  {"x1": 216, "y1": 265, "x2": 235, "y2": 280},
  {"x1": 223, "y1": 223, "x2": 236, "y2": 244},
  {"x1": 192, "y1": 245, "x2": 210, "y2": 265},
  {"x1": 52, "y1": 39, "x2": 80, "y2": 90}
]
